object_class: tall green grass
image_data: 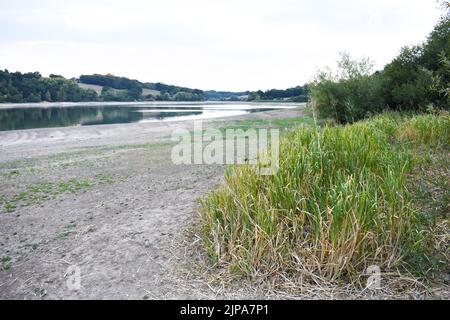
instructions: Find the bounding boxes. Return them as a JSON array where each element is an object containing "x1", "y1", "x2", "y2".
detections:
[{"x1": 199, "y1": 112, "x2": 449, "y2": 283}]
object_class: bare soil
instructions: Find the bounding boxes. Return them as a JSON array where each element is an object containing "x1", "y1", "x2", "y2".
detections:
[
  {"x1": 1, "y1": 107, "x2": 447, "y2": 300},
  {"x1": 0, "y1": 109, "x2": 304, "y2": 300}
]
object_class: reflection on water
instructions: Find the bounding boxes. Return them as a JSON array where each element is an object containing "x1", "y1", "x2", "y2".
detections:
[{"x1": 0, "y1": 104, "x2": 278, "y2": 131}]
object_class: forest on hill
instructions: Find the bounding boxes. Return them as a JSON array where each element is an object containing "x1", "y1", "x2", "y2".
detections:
[
  {"x1": 0, "y1": 72, "x2": 98, "y2": 103},
  {"x1": 0, "y1": 71, "x2": 309, "y2": 103}
]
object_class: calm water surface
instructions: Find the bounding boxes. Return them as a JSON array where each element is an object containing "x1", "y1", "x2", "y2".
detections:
[{"x1": 0, "y1": 103, "x2": 293, "y2": 131}]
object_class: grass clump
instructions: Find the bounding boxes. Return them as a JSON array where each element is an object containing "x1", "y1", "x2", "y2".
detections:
[
  {"x1": 199, "y1": 112, "x2": 449, "y2": 284},
  {"x1": 1, "y1": 255, "x2": 11, "y2": 271},
  {"x1": 0, "y1": 169, "x2": 20, "y2": 178},
  {"x1": 0, "y1": 176, "x2": 113, "y2": 212},
  {"x1": 224, "y1": 116, "x2": 317, "y2": 130}
]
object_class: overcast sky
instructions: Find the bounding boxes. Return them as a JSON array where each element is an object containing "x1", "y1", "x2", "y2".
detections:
[{"x1": 0, "y1": 0, "x2": 443, "y2": 91}]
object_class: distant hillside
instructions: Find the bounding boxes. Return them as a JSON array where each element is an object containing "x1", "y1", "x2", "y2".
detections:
[
  {"x1": 204, "y1": 90, "x2": 250, "y2": 101},
  {"x1": 248, "y1": 86, "x2": 309, "y2": 102},
  {"x1": 0, "y1": 70, "x2": 98, "y2": 103},
  {"x1": 142, "y1": 88, "x2": 161, "y2": 97},
  {"x1": 77, "y1": 83, "x2": 104, "y2": 95},
  {"x1": 206, "y1": 87, "x2": 309, "y2": 102},
  {"x1": 0, "y1": 69, "x2": 310, "y2": 103},
  {"x1": 78, "y1": 74, "x2": 309, "y2": 102},
  {"x1": 78, "y1": 74, "x2": 203, "y2": 101}
]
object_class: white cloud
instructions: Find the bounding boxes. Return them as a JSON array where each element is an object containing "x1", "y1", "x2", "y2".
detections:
[{"x1": 0, "y1": 0, "x2": 443, "y2": 91}]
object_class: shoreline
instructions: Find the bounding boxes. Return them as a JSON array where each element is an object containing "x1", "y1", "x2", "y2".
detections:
[
  {"x1": 0, "y1": 107, "x2": 305, "y2": 160},
  {"x1": 0, "y1": 108, "x2": 308, "y2": 299},
  {"x1": 0, "y1": 101, "x2": 306, "y2": 110}
]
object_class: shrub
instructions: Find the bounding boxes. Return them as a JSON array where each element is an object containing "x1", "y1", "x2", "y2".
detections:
[
  {"x1": 309, "y1": 53, "x2": 385, "y2": 124},
  {"x1": 310, "y1": 13, "x2": 449, "y2": 124}
]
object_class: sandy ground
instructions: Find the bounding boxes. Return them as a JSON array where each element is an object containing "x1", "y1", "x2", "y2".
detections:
[
  {"x1": 0, "y1": 108, "x2": 307, "y2": 300},
  {"x1": 2, "y1": 107, "x2": 446, "y2": 300}
]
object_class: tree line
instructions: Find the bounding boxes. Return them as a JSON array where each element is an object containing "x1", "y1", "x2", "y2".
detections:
[
  {"x1": 79, "y1": 74, "x2": 204, "y2": 101},
  {"x1": 0, "y1": 71, "x2": 98, "y2": 103},
  {"x1": 310, "y1": 8, "x2": 449, "y2": 123},
  {"x1": 0, "y1": 72, "x2": 210, "y2": 103},
  {"x1": 204, "y1": 90, "x2": 250, "y2": 101},
  {"x1": 248, "y1": 86, "x2": 309, "y2": 102},
  {"x1": 1, "y1": 70, "x2": 313, "y2": 103}
]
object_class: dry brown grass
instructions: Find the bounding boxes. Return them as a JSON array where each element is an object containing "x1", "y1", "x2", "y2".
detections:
[
  {"x1": 77, "y1": 83, "x2": 103, "y2": 95},
  {"x1": 78, "y1": 83, "x2": 155, "y2": 96},
  {"x1": 195, "y1": 112, "x2": 449, "y2": 299},
  {"x1": 174, "y1": 224, "x2": 449, "y2": 300},
  {"x1": 142, "y1": 88, "x2": 161, "y2": 97}
]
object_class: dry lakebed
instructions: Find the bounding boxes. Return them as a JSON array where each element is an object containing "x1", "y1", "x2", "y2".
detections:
[{"x1": 0, "y1": 106, "x2": 310, "y2": 299}]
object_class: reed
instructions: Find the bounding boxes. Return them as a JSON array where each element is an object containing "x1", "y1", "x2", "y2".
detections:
[{"x1": 199, "y1": 112, "x2": 449, "y2": 283}]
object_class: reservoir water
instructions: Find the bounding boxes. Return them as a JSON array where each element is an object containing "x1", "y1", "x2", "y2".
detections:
[{"x1": 0, "y1": 103, "x2": 297, "y2": 131}]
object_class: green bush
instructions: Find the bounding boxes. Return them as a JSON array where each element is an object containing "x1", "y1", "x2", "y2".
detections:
[
  {"x1": 310, "y1": 53, "x2": 384, "y2": 123},
  {"x1": 310, "y1": 12, "x2": 449, "y2": 124}
]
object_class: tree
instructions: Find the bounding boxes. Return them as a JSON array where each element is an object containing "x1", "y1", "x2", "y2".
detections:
[
  {"x1": 128, "y1": 85, "x2": 143, "y2": 100},
  {"x1": 248, "y1": 92, "x2": 261, "y2": 101},
  {"x1": 310, "y1": 53, "x2": 384, "y2": 123},
  {"x1": 310, "y1": 8, "x2": 450, "y2": 123}
]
